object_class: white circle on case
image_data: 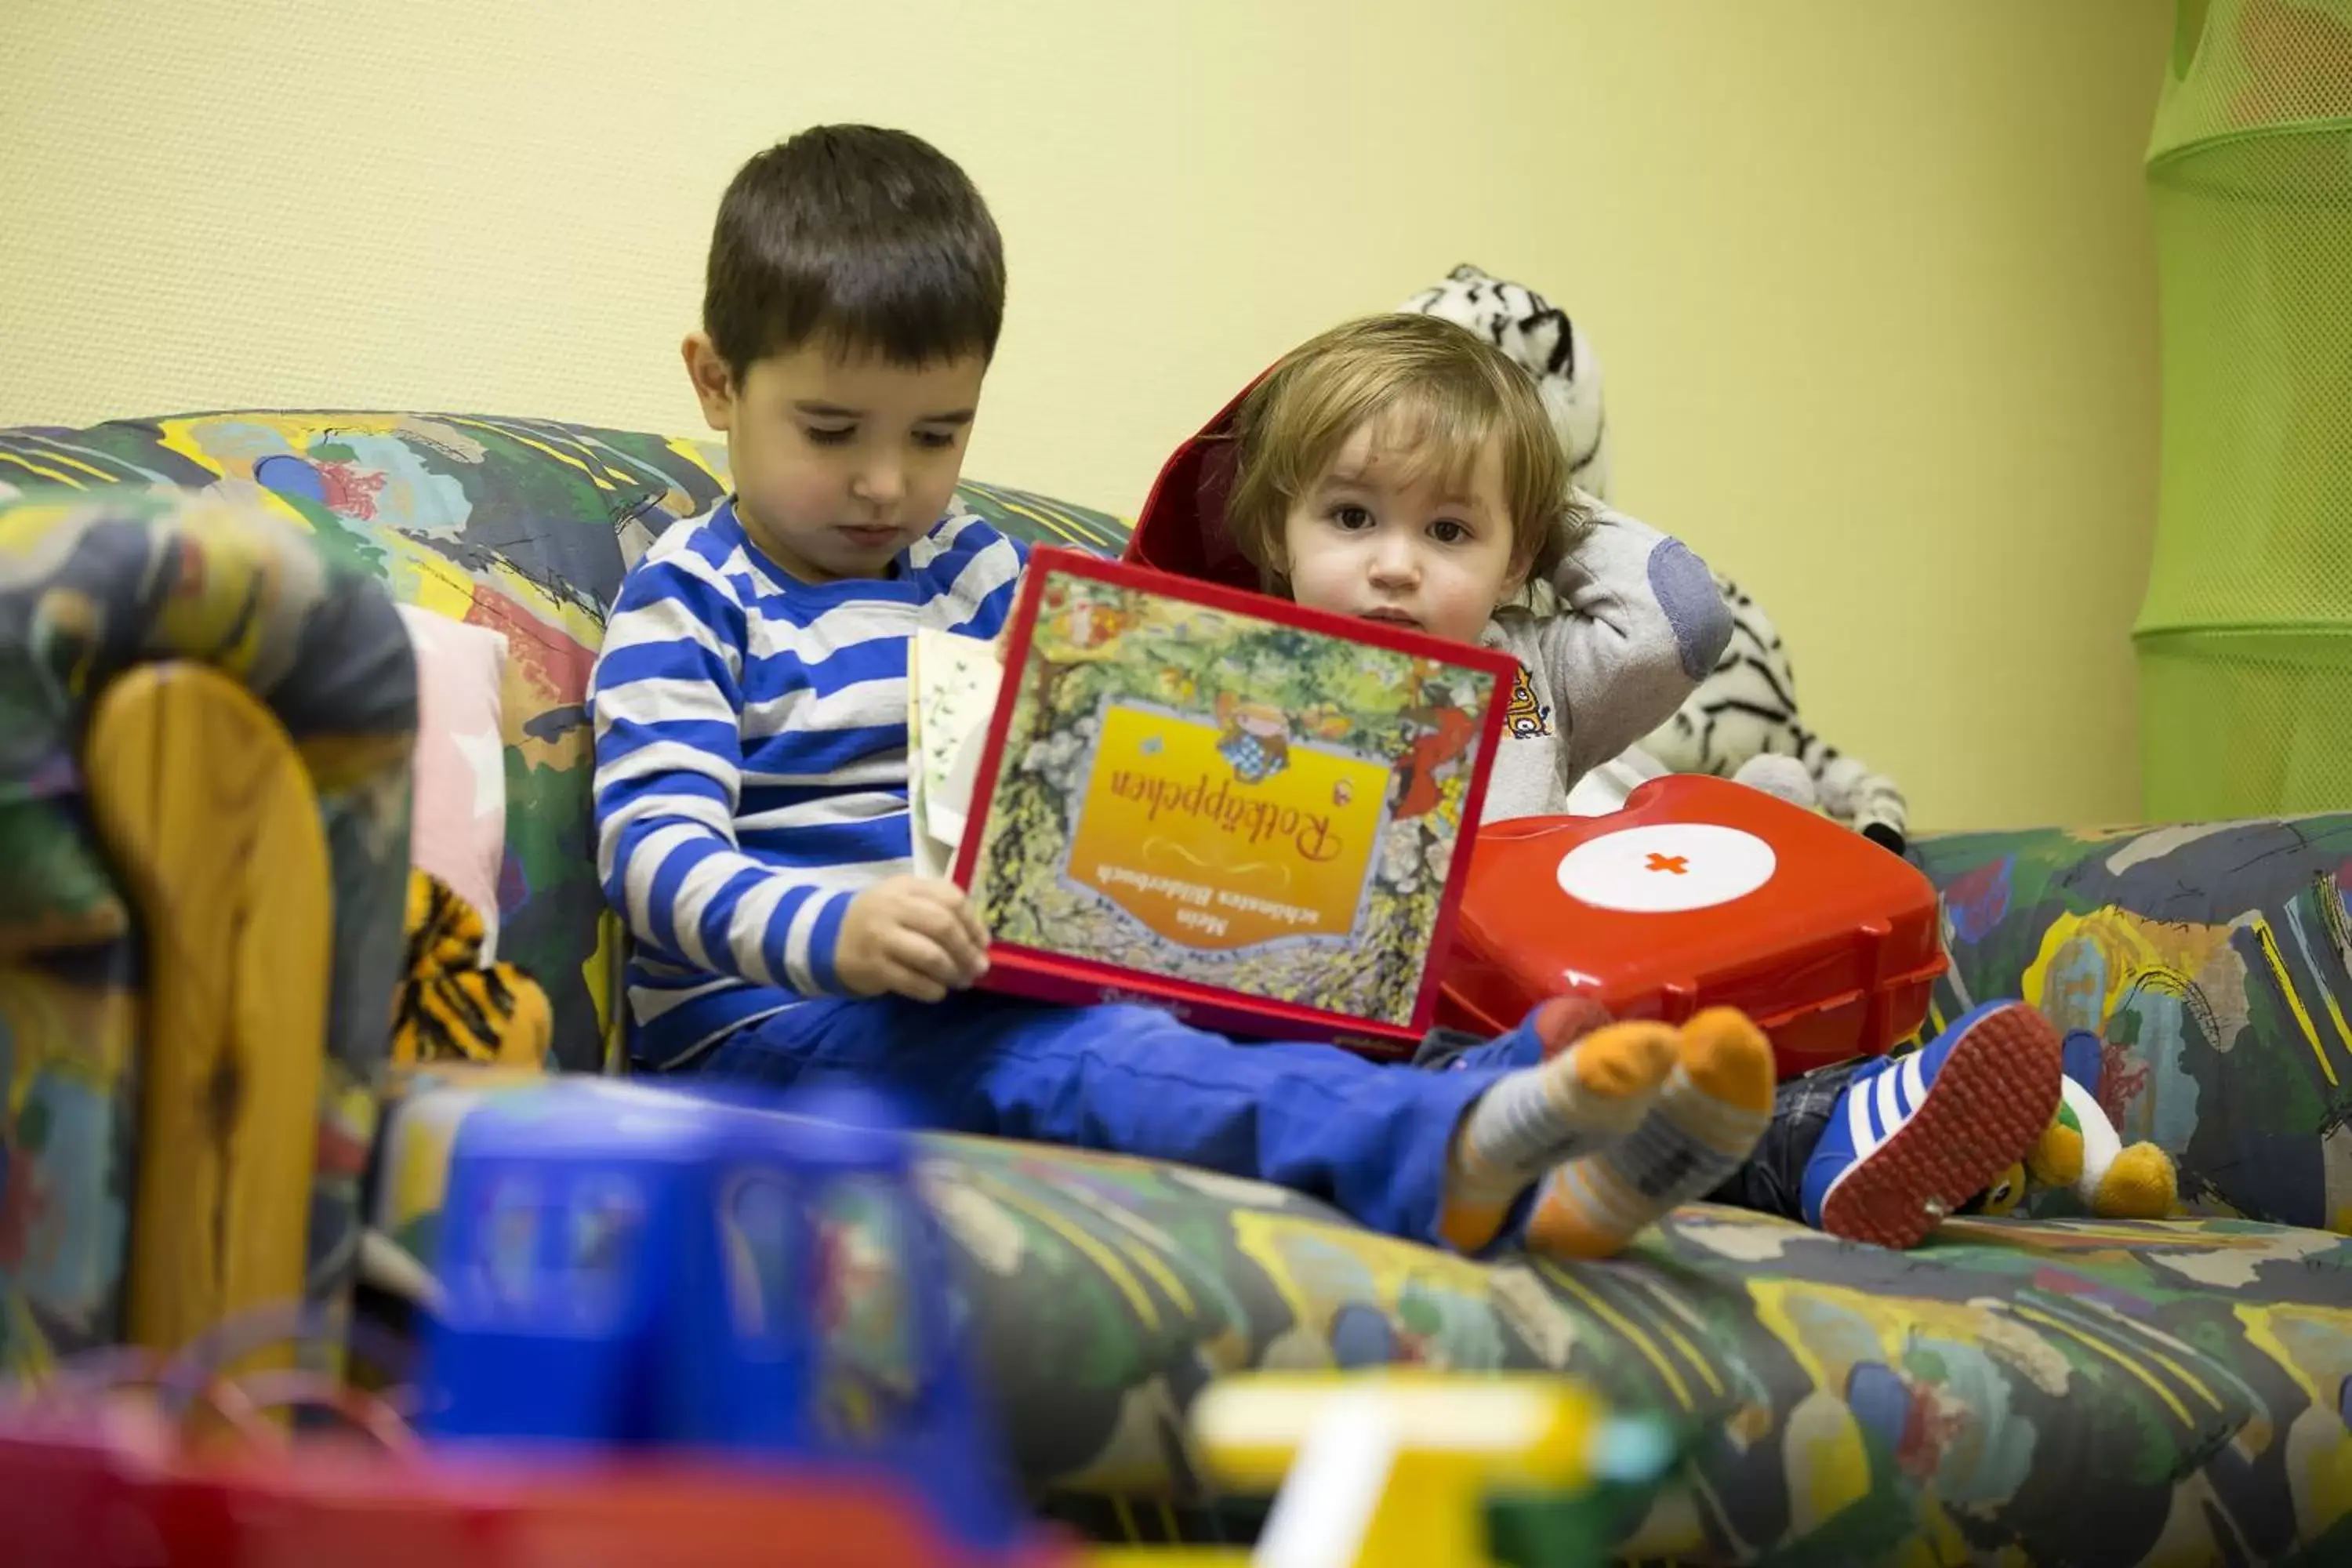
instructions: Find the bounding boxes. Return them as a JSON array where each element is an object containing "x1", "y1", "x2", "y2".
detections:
[{"x1": 1555, "y1": 824, "x2": 1777, "y2": 913}]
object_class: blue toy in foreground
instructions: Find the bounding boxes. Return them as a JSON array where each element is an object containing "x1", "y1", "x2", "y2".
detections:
[{"x1": 416, "y1": 1077, "x2": 1025, "y2": 1555}]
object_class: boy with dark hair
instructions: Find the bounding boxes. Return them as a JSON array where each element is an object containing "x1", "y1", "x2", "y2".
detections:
[{"x1": 608, "y1": 124, "x2": 1013, "y2": 1059}]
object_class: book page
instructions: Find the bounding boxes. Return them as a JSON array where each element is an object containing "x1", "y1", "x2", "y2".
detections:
[
  {"x1": 964, "y1": 569, "x2": 1503, "y2": 1029},
  {"x1": 909, "y1": 626, "x2": 1004, "y2": 880}
]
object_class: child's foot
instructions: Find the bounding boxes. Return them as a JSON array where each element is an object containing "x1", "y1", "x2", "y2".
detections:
[
  {"x1": 1526, "y1": 1008, "x2": 1777, "y2": 1260},
  {"x1": 1438, "y1": 1000, "x2": 1679, "y2": 1250},
  {"x1": 1801, "y1": 1000, "x2": 2063, "y2": 1250}
]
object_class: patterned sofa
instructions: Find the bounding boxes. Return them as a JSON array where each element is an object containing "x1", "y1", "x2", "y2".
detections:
[{"x1": 2, "y1": 410, "x2": 2348, "y2": 1567}]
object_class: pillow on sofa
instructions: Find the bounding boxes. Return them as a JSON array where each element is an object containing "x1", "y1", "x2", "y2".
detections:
[{"x1": 397, "y1": 604, "x2": 509, "y2": 956}]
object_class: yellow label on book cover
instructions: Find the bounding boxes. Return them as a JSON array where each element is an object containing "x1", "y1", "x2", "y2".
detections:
[{"x1": 1067, "y1": 704, "x2": 1388, "y2": 950}]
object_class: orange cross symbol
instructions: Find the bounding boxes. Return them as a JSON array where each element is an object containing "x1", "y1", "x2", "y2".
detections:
[{"x1": 1645, "y1": 852, "x2": 1690, "y2": 875}]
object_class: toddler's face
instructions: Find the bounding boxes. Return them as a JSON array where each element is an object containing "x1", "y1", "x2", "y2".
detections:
[{"x1": 1280, "y1": 419, "x2": 1523, "y2": 647}]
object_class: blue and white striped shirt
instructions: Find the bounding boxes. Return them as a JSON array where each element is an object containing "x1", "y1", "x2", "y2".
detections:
[{"x1": 590, "y1": 498, "x2": 1028, "y2": 1069}]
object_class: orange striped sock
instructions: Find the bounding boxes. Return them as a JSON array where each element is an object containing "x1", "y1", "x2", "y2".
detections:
[
  {"x1": 1437, "y1": 1006, "x2": 1677, "y2": 1251},
  {"x1": 1526, "y1": 1007, "x2": 1776, "y2": 1260}
]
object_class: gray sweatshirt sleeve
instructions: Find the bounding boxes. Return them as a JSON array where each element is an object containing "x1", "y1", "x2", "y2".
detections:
[{"x1": 1534, "y1": 505, "x2": 1733, "y2": 785}]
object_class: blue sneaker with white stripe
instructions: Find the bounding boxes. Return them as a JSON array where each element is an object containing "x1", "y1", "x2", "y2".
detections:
[{"x1": 1800, "y1": 1000, "x2": 2064, "y2": 1249}]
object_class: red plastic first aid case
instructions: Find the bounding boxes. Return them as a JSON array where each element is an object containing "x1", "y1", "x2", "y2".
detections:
[{"x1": 1438, "y1": 774, "x2": 1946, "y2": 1077}]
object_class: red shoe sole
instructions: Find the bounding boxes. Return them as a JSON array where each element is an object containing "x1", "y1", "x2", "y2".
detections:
[{"x1": 1818, "y1": 1006, "x2": 2064, "y2": 1250}]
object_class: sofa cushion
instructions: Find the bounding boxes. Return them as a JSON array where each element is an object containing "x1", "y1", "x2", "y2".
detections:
[
  {"x1": 362, "y1": 1070, "x2": 2343, "y2": 1566},
  {"x1": 1913, "y1": 814, "x2": 2352, "y2": 1232},
  {"x1": 397, "y1": 604, "x2": 511, "y2": 950}
]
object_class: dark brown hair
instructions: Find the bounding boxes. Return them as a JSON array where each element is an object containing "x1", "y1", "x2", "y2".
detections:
[{"x1": 703, "y1": 125, "x2": 1005, "y2": 378}]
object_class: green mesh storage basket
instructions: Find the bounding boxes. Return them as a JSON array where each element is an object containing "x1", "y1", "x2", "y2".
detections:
[{"x1": 2137, "y1": 0, "x2": 2352, "y2": 819}]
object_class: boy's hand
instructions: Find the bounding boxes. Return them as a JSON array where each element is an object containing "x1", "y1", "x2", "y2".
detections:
[{"x1": 837, "y1": 876, "x2": 991, "y2": 1002}]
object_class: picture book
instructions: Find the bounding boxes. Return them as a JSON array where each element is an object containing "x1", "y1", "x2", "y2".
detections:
[{"x1": 912, "y1": 547, "x2": 1519, "y2": 1051}]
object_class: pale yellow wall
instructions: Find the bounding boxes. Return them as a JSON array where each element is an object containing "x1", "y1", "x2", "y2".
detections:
[{"x1": 0, "y1": 0, "x2": 2165, "y2": 830}]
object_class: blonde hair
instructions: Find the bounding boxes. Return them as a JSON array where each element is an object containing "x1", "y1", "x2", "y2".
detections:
[{"x1": 1224, "y1": 313, "x2": 1589, "y2": 595}]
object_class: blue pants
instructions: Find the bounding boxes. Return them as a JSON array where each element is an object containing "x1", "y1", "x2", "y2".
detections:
[{"x1": 695, "y1": 993, "x2": 1532, "y2": 1247}]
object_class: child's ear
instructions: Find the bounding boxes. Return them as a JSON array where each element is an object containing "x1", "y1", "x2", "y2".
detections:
[
  {"x1": 682, "y1": 332, "x2": 737, "y2": 431},
  {"x1": 1500, "y1": 544, "x2": 1535, "y2": 604}
]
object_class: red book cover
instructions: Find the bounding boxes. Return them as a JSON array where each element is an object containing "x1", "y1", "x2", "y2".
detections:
[{"x1": 920, "y1": 548, "x2": 1517, "y2": 1058}]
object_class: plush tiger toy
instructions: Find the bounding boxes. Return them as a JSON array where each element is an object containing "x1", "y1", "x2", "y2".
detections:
[
  {"x1": 1400, "y1": 264, "x2": 1910, "y2": 851},
  {"x1": 394, "y1": 868, "x2": 552, "y2": 1069}
]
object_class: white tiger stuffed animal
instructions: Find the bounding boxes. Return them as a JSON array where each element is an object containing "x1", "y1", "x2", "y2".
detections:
[{"x1": 1400, "y1": 264, "x2": 1909, "y2": 851}]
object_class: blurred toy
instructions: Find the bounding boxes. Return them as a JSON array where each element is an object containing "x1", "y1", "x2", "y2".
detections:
[
  {"x1": 1092, "y1": 1370, "x2": 1675, "y2": 1568},
  {"x1": 0, "y1": 1400, "x2": 1076, "y2": 1568},
  {"x1": 0, "y1": 1079, "x2": 1069, "y2": 1568},
  {"x1": 417, "y1": 1076, "x2": 1030, "y2": 1556},
  {"x1": 1973, "y1": 1031, "x2": 2179, "y2": 1220}
]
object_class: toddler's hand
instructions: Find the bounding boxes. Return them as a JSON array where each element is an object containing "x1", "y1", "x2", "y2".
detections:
[{"x1": 837, "y1": 876, "x2": 990, "y2": 1003}]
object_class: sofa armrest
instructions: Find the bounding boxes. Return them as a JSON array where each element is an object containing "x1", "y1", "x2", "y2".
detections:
[
  {"x1": 86, "y1": 662, "x2": 336, "y2": 1365},
  {"x1": 1909, "y1": 817, "x2": 2352, "y2": 1231},
  {"x1": 0, "y1": 485, "x2": 417, "y2": 1370}
]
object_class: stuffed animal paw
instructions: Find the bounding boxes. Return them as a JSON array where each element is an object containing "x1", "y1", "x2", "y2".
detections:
[
  {"x1": 1731, "y1": 753, "x2": 1820, "y2": 814},
  {"x1": 1970, "y1": 1033, "x2": 2176, "y2": 1219},
  {"x1": 2088, "y1": 1138, "x2": 2178, "y2": 1220},
  {"x1": 1731, "y1": 754, "x2": 1905, "y2": 854},
  {"x1": 2058, "y1": 1038, "x2": 2178, "y2": 1217}
]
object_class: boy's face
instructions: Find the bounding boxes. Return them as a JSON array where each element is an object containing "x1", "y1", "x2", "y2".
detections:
[
  {"x1": 684, "y1": 334, "x2": 986, "y2": 583},
  {"x1": 1279, "y1": 420, "x2": 1525, "y2": 647}
]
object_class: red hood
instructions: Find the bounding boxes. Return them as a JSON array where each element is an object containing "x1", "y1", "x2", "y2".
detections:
[{"x1": 1122, "y1": 372, "x2": 1271, "y2": 593}]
